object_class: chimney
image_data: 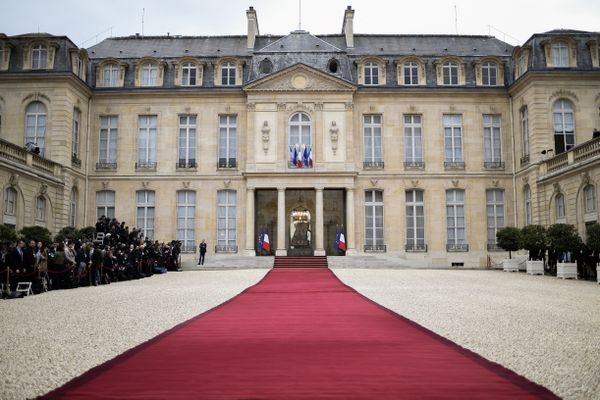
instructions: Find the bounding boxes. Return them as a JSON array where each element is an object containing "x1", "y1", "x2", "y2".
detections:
[
  {"x1": 246, "y1": 6, "x2": 259, "y2": 49},
  {"x1": 342, "y1": 6, "x2": 354, "y2": 48}
]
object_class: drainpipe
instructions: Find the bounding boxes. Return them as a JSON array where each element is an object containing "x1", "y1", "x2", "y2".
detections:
[{"x1": 509, "y1": 95, "x2": 518, "y2": 227}]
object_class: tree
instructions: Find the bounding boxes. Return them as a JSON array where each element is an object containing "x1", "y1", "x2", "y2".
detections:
[
  {"x1": 0, "y1": 224, "x2": 17, "y2": 244},
  {"x1": 547, "y1": 223, "x2": 583, "y2": 266},
  {"x1": 19, "y1": 226, "x2": 52, "y2": 244},
  {"x1": 586, "y1": 223, "x2": 600, "y2": 254},
  {"x1": 78, "y1": 226, "x2": 97, "y2": 241},
  {"x1": 521, "y1": 225, "x2": 547, "y2": 261},
  {"x1": 54, "y1": 226, "x2": 82, "y2": 243},
  {"x1": 496, "y1": 226, "x2": 522, "y2": 259}
]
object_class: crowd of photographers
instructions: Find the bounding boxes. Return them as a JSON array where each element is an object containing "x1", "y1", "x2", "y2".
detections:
[{"x1": 0, "y1": 216, "x2": 182, "y2": 297}]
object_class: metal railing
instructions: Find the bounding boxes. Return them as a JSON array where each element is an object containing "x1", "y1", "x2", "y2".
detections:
[
  {"x1": 444, "y1": 161, "x2": 465, "y2": 170},
  {"x1": 135, "y1": 162, "x2": 157, "y2": 170},
  {"x1": 405, "y1": 243, "x2": 427, "y2": 252},
  {"x1": 96, "y1": 162, "x2": 117, "y2": 170},
  {"x1": 404, "y1": 161, "x2": 425, "y2": 169},
  {"x1": 363, "y1": 161, "x2": 385, "y2": 169},
  {"x1": 364, "y1": 244, "x2": 387, "y2": 252},
  {"x1": 215, "y1": 245, "x2": 238, "y2": 253},
  {"x1": 484, "y1": 161, "x2": 505, "y2": 169},
  {"x1": 218, "y1": 159, "x2": 237, "y2": 169},
  {"x1": 176, "y1": 160, "x2": 197, "y2": 169},
  {"x1": 487, "y1": 243, "x2": 503, "y2": 252},
  {"x1": 520, "y1": 154, "x2": 530, "y2": 166},
  {"x1": 447, "y1": 243, "x2": 469, "y2": 252}
]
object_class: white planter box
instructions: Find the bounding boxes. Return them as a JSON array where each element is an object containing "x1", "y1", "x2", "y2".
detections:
[
  {"x1": 503, "y1": 259, "x2": 519, "y2": 272},
  {"x1": 557, "y1": 262, "x2": 577, "y2": 280},
  {"x1": 596, "y1": 265, "x2": 600, "y2": 284},
  {"x1": 526, "y1": 260, "x2": 544, "y2": 275}
]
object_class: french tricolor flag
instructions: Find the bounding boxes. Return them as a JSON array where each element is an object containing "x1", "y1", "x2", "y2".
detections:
[{"x1": 262, "y1": 232, "x2": 271, "y2": 252}]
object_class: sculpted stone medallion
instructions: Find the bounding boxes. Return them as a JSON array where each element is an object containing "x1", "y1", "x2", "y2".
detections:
[{"x1": 291, "y1": 74, "x2": 308, "y2": 89}]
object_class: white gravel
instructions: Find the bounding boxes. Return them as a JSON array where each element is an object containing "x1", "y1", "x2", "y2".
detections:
[
  {"x1": 332, "y1": 269, "x2": 600, "y2": 400},
  {"x1": 0, "y1": 270, "x2": 268, "y2": 400},
  {"x1": 2, "y1": 268, "x2": 599, "y2": 400}
]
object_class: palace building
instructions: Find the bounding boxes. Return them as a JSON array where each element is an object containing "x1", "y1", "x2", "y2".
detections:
[{"x1": 1, "y1": 7, "x2": 599, "y2": 266}]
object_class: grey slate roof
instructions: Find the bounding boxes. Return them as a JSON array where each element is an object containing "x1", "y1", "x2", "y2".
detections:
[{"x1": 257, "y1": 31, "x2": 343, "y2": 53}]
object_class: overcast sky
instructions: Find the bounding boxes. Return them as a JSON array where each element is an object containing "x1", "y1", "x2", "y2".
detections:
[{"x1": 1, "y1": 0, "x2": 598, "y2": 48}]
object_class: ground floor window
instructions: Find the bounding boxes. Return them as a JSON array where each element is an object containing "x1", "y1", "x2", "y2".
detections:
[
  {"x1": 364, "y1": 190, "x2": 384, "y2": 251},
  {"x1": 177, "y1": 191, "x2": 195, "y2": 252},
  {"x1": 217, "y1": 190, "x2": 237, "y2": 252}
]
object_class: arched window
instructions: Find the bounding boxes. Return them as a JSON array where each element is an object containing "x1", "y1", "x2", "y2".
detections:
[
  {"x1": 364, "y1": 62, "x2": 379, "y2": 85},
  {"x1": 3, "y1": 187, "x2": 17, "y2": 226},
  {"x1": 35, "y1": 196, "x2": 46, "y2": 225},
  {"x1": 25, "y1": 101, "x2": 47, "y2": 156},
  {"x1": 136, "y1": 190, "x2": 155, "y2": 240},
  {"x1": 31, "y1": 43, "x2": 48, "y2": 69},
  {"x1": 443, "y1": 61, "x2": 458, "y2": 85},
  {"x1": 555, "y1": 193, "x2": 566, "y2": 222},
  {"x1": 221, "y1": 62, "x2": 236, "y2": 86},
  {"x1": 69, "y1": 188, "x2": 78, "y2": 226},
  {"x1": 482, "y1": 62, "x2": 497, "y2": 86},
  {"x1": 103, "y1": 63, "x2": 118, "y2": 87},
  {"x1": 584, "y1": 185, "x2": 596, "y2": 214},
  {"x1": 524, "y1": 185, "x2": 532, "y2": 225},
  {"x1": 552, "y1": 41, "x2": 569, "y2": 67},
  {"x1": 96, "y1": 190, "x2": 115, "y2": 219},
  {"x1": 553, "y1": 99, "x2": 575, "y2": 154},
  {"x1": 288, "y1": 112, "x2": 313, "y2": 168}
]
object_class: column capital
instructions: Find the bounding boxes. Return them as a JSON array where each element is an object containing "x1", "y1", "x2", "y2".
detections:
[
  {"x1": 314, "y1": 186, "x2": 325, "y2": 192},
  {"x1": 345, "y1": 187, "x2": 355, "y2": 192},
  {"x1": 277, "y1": 187, "x2": 286, "y2": 193},
  {"x1": 246, "y1": 186, "x2": 255, "y2": 192}
]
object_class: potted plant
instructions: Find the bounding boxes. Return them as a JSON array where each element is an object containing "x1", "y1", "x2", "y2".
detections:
[
  {"x1": 521, "y1": 224, "x2": 547, "y2": 275},
  {"x1": 547, "y1": 223, "x2": 582, "y2": 279},
  {"x1": 496, "y1": 226, "x2": 523, "y2": 272},
  {"x1": 585, "y1": 223, "x2": 600, "y2": 284}
]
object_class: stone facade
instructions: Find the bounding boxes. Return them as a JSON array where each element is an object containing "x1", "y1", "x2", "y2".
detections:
[{"x1": 0, "y1": 9, "x2": 599, "y2": 267}]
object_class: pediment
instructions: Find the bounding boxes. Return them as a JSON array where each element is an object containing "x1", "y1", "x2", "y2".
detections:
[{"x1": 243, "y1": 64, "x2": 356, "y2": 92}]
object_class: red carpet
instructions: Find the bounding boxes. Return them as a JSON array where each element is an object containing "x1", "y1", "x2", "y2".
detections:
[{"x1": 42, "y1": 268, "x2": 558, "y2": 399}]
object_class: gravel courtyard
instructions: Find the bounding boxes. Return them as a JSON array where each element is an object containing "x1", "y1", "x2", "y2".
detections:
[{"x1": 1, "y1": 268, "x2": 599, "y2": 399}]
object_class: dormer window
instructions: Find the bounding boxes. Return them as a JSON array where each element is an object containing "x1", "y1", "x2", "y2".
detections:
[
  {"x1": 443, "y1": 61, "x2": 458, "y2": 85},
  {"x1": 103, "y1": 63, "x2": 118, "y2": 87},
  {"x1": 396, "y1": 57, "x2": 425, "y2": 86},
  {"x1": 482, "y1": 62, "x2": 497, "y2": 86},
  {"x1": 435, "y1": 57, "x2": 465, "y2": 86},
  {"x1": 259, "y1": 58, "x2": 273, "y2": 74},
  {"x1": 327, "y1": 58, "x2": 339, "y2": 74},
  {"x1": 552, "y1": 41, "x2": 569, "y2": 67},
  {"x1": 364, "y1": 62, "x2": 379, "y2": 85},
  {"x1": 221, "y1": 62, "x2": 236, "y2": 86},
  {"x1": 182, "y1": 63, "x2": 196, "y2": 86},
  {"x1": 404, "y1": 62, "x2": 418, "y2": 85},
  {"x1": 141, "y1": 62, "x2": 158, "y2": 86},
  {"x1": 31, "y1": 44, "x2": 48, "y2": 69}
]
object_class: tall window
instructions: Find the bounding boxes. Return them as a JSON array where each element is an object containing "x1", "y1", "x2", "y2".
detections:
[
  {"x1": 406, "y1": 190, "x2": 425, "y2": 250},
  {"x1": 446, "y1": 189, "x2": 466, "y2": 249},
  {"x1": 482, "y1": 62, "x2": 497, "y2": 86},
  {"x1": 96, "y1": 190, "x2": 115, "y2": 219},
  {"x1": 103, "y1": 63, "x2": 118, "y2": 87},
  {"x1": 176, "y1": 191, "x2": 196, "y2": 252},
  {"x1": 555, "y1": 193, "x2": 566, "y2": 221},
  {"x1": 288, "y1": 112, "x2": 312, "y2": 169},
  {"x1": 35, "y1": 196, "x2": 46, "y2": 225},
  {"x1": 141, "y1": 62, "x2": 158, "y2": 86},
  {"x1": 221, "y1": 62, "x2": 236, "y2": 86},
  {"x1": 217, "y1": 190, "x2": 237, "y2": 251},
  {"x1": 486, "y1": 189, "x2": 505, "y2": 248},
  {"x1": 182, "y1": 62, "x2": 197, "y2": 86},
  {"x1": 521, "y1": 107, "x2": 529, "y2": 158},
  {"x1": 483, "y1": 115, "x2": 502, "y2": 167},
  {"x1": 404, "y1": 114, "x2": 423, "y2": 165},
  {"x1": 552, "y1": 41, "x2": 569, "y2": 67},
  {"x1": 31, "y1": 44, "x2": 47, "y2": 69},
  {"x1": 443, "y1": 114, "x2": 463, "y2": 165},
  {"x1": 72, "y1": 109, "x2": 81, "y2": 160},
  {"x1": 443, "y1": 61, "x2": 458, "y2": 85},
  {"x1": 99, "y1": 116, "x2": 118, "y2": 167},
  {"x1": 178, "y1": 115, "x2": 196, "y2": 167},
  {"x1": 553, "y1": 99, "x2": 575, "y2": 154},
  {"x1": 364, "y1": 190, "x2": 384, "y2": 250},
  {"x1": 364, "y1": 62, "x2": 379, "y2": 85},
  {"x1": 404, "y1": 62, "x2": 418, "y2": 85},
  {"x1": 137, "y1": 115, "x2": 157, "y2": 167},
  {"x1": 25, "y1": 102, "x2": 47, "y2": 156},
  {"x1": 218, "y1": 115, "x2": 237, "y2": 168},
  {"x1": 584, "y1": 185, "x2": 596, "y2": 214},
  {"x1": 363, "y1": 115, "x2": 383, "y2": 167},
  {"x1": 4, "y1": 187, "x2": 16, "y2": 216},
  {"x1": 69, "y1": 188, "x2": 77, "y2": 226},
  {"x1": 524, "y1": 185, "x2": 532, "y2": 225},
  {"x1": 136, "y1": 190, "x2": 155, "y2": 240}
]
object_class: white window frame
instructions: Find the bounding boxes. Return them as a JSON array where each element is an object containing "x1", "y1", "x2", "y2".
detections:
[
  {"x1": 584, "y1": 185, "x2": 596, "y2": 214},
  {"x1": 103, "y1": 63, "x2": 118, "y2": 87},
  {"x1": 486, "y1": 189, "x2": 505, "y2": 247},
  {"x1": 221, "y1": 62, "x2": 236, "y2": 86},
  {"x1": 442, "y1": 61, "x2": 458, "y2": 85},
  {"x1": 177, "y1": 191, "x2": 196, "y2": 252},
  {"x1": 552, "y1": 41, "x2": 569, "y2": 67},
  {"x1": 96, "y1": 190, "x2": 115, "y2": 219},
  {"x1": 363, "y1": 115, "x2": 383, "y2": 166},
  {"x1": 217, "y1": 190, "x2": 237, "y2": 251},
  {"x1": 404, "y1": 114, "x2": 423, "y2": 163},
  {"x1": 69, "y1": 188, "x2": 77, "y2": 226},
  {"x1": 404, "y1": 62, "x2": 418, "y2": 85},
  {"x1": 178, "y1": 115, "x2": 196, "y2": 166},
  {"x1": 218, "y1": 115, "x2": 237, "y2": 168},
  {"x1": 182, "y1": 62, "x2": 196, "y2": 86},
  {"x1": 72, "y1": 109, "x2": 81, "y2": 159},
  {"x1": 136, "y1": 190, "x2": 155, "y2": 240},
  {"x1": 553, "y1": 99, "x2": 575, "y2": 154},
  {"x1": 35, "y1": 196, "x2": 46, "y2": 224},
  {"x1": 521, "y1": 107, "x2": 529, "y2": 157},
  {"x1": 483, "y1": 114, "x2": 502, "y2": 164},
  {"x1": 446, "y1": 189, "x2": 466, "y2": 246},
  {"x1": 406, "y1": 190, "x2": 425, "y2": 249},
  {"x1": 141, "y1": 62, "x2": 158, "y2": 86},
  {"x1": 25, "y1": 102, "x2": 46, "y2": 156},
  {"x1": 4, "y1": 187, "x2": 16, "y2": 216},
  {"x1": 524, "y1": 186, "x2": 532, "y2": 225},
  {"x1": 482, "y1": 62, "x2": 497, "y2": 86},
  {"x1": 31, "y1": 43, "x2": 47, "y2": 69},
  {"x1": 99, "y1": 116, "x2": 118, "y2": 164},
  {"x1": 364, "y1": 62, "x2": 379, "y2": 85},
  {"x1": 555, "y1": 193, "x2": 566, "y2": 222},
  {"x1": 364, "y1": 190, "x2": 384, "y2": 247},
  {"x1": 137, "y1": 115, "x2": 157, "y2": 165},
  {"x1": 443, "y1": 114, "x2": 463, "y2": 163}
]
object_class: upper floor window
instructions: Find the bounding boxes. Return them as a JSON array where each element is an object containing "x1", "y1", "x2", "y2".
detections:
[
  {"x1": 31, "y1": 44, "x2": 47, "y2": 69},
  {"x1": 482, "y1": 62, "x2": 497, "y2": 86},
  {"x1": 443, "y1": 114, "x2": 463, "y2": 166},
  {"x1": 553, "y1": 99, "x2": 575, "y2": 154},
  {"x1": 96, "y1": 190, "x2": 115, "y2": 219},
  {"x1": 98, "y1": 116, "x2": 118, "y2": 168},
  {"x1": 364, "y1": 62, "x2": 379, "y2": 85},
  {"x1": 288, "y1": 112, "x2": 313, "y2": 168},
  {"x1": 404, "y1": 62, "x2": 419, "y2": 85},
  {"x1": 483, "y1": 115, "x2": 502, "y2": 167},
  {"x1": 182, "y1": 62, "x2": 197, "y2": 86},
  {"x1": 72, "y1": 109, "x2": 81, "y2": 160},
  {"x1": 363, "y1": 115, "x2": 383, "y2": 168},
  {"x1": 178, "y1": 115, "x2": 196, "y2": 168},
  {"x1": 584, "y1": 185, "x2": 596, "y2": 214},
  {"x1": 555, "y1": 193, "x2": 566, "y2": 222},
  {"x1": 521, "y1": 107, "x2": 529, "y2": 158},
  {"x1": 25, "y1": 102, "x2": 47, "y2": 156},
  {"x1": 552, "y1": 41, "x2": 569, "y2": 67},
  {"x1": 137, "y1": 115, "x2": 157, "y2": 168},
  {"x1": 221, "y1": 62, "x2": 236, "y2": 86},
  {"x1": 219, "y1": 115, "x2": 237, "y2": 168},
  {"x1": 442, "y1": 61, "x2": 458, "y2": 85},
  {"x1": 103, "y1": 63, "x2": 118, "y2": 87},
  {"x1": 518, "y1": 54, "x2": 528, "y2": 76},
  {"x1": 141, "y1": 62, "x2": 158, "y2": 86}
]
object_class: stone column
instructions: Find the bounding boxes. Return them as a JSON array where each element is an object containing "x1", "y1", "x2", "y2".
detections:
[
  {"x1": 315, "y1": 187, "x2": 325, "y2": 256},
  {"x1": 276, "y1": 187, "x2": 287, "y2": 256},
  {"x1": 345, "y1": 187, "x2": 356, "y2": 255},
  {"x1": 244, "y1": 187, "x2": 255, "y2": 256}
]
